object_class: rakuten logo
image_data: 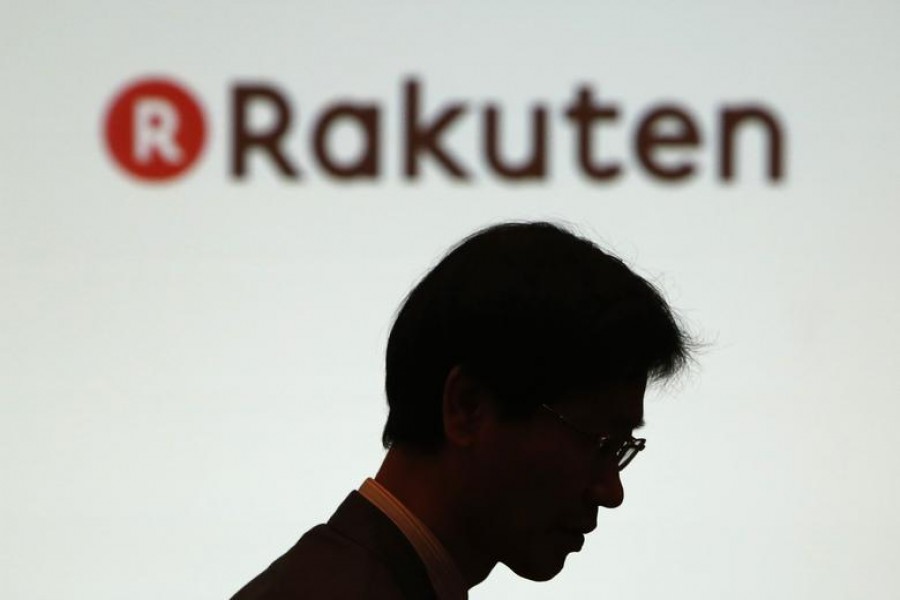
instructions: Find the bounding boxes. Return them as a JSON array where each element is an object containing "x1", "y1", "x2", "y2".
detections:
[
  {"x1": 103, "y1": 75, "x2": 786, "y2": 184},
  {"x1": 104, "y1": 77, "x2": 206, "y2": 181}
]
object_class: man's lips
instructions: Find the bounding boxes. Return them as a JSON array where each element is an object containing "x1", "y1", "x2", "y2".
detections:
[
  {"x1": 556, "y1": 518, "x2": 597, "y2": 551},
  {"x1": 561, "y1": 522, "x2": 597, "y2": 535},
  {"x1": 556, "y1": 528, "x2": 587, "y2": 551}
]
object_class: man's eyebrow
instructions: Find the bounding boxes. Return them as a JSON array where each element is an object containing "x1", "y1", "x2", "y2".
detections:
[
  {"x1": 611, "y1": 417, "x2": 645, "y2": 432},
  {"x1": 624, "y1": 418, "x2": 645, "y2": 431}
]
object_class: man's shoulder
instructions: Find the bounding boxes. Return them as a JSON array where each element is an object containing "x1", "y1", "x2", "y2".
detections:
[
  {"x1": 230, "y1": 522, "x2": 406, "y2": 600},
  {"x1": 229, "y1": 492, "x2": 436, "y2": 600}
]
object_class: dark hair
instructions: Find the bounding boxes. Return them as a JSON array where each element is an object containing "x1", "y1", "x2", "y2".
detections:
[{"x1": 383, "y1": 222, "x2": 694, "y2": 451}]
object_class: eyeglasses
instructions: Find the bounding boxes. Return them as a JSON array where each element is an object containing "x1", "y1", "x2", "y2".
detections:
[{"x1": 539, "y1": 403, "x2": 646, "y2": 471}]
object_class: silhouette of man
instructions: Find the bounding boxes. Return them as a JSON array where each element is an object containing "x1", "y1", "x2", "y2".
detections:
[{"x1": 230, "y1": 222, "x2": 693, "y2": 599}]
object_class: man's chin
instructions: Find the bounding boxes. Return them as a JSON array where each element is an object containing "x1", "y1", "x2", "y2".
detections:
[{"x1": 503, "y1": 552, "x2": 570, "y2": 582}]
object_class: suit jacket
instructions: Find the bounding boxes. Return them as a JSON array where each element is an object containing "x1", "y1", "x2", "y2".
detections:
[{"x1": 230, "y1": 491, "x2": 439, "y2": 600}]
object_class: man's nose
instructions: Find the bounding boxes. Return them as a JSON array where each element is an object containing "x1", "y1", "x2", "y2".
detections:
[{"x1": 586, "y1": 466, "x2": 624, "y2": 508}]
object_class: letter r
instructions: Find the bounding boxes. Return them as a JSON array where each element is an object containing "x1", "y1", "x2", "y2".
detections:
[{"x1": 133, "y1": 97, "x2": 184, "y2": 164}]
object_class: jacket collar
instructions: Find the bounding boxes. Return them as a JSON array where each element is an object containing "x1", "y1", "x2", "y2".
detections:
[{"x1": 328, "y1": 491, "x2": 438, "y2": 600}]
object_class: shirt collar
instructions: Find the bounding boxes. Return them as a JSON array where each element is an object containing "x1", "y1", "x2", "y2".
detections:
[{"x1": 359, "y1": 478, "x2": 468, "y2": 600}]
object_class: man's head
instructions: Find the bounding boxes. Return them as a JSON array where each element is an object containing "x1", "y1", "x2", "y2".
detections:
[{"x1": 381, "y1": 221, "x2": 693, "y2": 580}]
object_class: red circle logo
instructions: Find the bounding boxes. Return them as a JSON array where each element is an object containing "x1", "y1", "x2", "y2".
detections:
[{"x1": 104, "y1": 77, "x2": 207, "y2": 181}]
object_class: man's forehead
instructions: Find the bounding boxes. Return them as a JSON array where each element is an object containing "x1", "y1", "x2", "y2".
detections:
[{"x1": 554, "y1": 381, "x2": 646, "y2": 430}]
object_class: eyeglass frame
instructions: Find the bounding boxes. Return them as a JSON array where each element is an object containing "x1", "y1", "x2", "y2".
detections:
[{"x1": 539, "y1": 403, "x2": 646, "y2": 471}]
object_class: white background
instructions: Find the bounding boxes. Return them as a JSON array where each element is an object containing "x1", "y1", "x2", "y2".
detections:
[{"x1": 2, "y1": 1, "x2": 899, "y2": 598}]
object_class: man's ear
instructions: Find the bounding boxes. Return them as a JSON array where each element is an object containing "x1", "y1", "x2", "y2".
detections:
[{"x1": 442, "y1": 365, "x2": 495, "y2": 448}]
